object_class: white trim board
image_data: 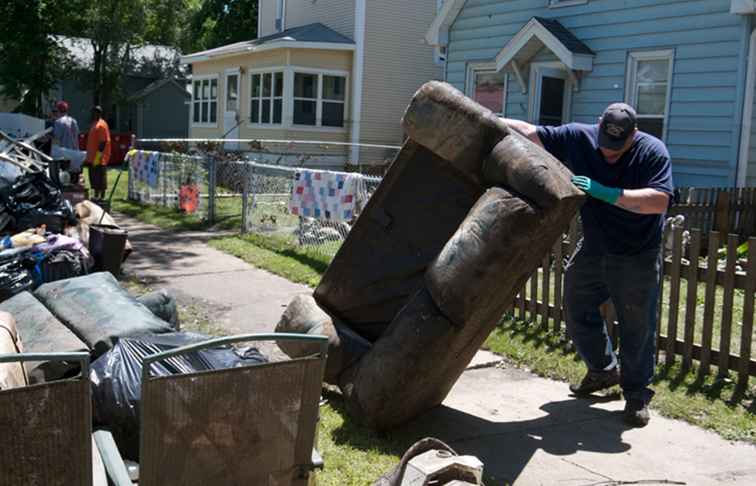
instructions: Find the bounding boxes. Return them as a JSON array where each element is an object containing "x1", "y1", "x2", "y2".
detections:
[
  {"x1": 737, "y1": 29, "x2": 756, "y2": 187},
  {"x1": 181, "y1": 41, "x2": 355, "y2": 64},
  {"x1": 350, "y1": 0, "x2": 366, "y2": 163},
  {"x1": 495, "y1": 18, "x2": 593, "y2": 73},
  {"x1": 426, "y1": 0, "x2": 466, "y2": 46},
  {"x1": 732, "y1": 0, "x2": 756, "y2": 14}
]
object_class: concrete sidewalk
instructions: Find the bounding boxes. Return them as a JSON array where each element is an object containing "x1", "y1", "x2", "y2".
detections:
[{"x1": 119, "y1": 215, "x2": 756, "y2": 486}]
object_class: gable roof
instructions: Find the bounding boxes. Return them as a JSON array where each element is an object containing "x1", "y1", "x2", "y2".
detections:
[
  {"x1": 181, "y1": 23, "x2": 355, "y2": 64},
  {"x1": 426, "y1": 0, "x2": 466, "y2": 46},
  {"x1": 128, "y1": 78, "x2": 190, "y2": 102},
  {"x1": 495, "y1": 17, "x2": 595, "y2": 73}
]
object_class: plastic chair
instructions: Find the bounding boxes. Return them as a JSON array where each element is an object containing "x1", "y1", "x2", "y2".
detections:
[{"x1": 98, "y1": 333, "x2": 327, "y2": 486}]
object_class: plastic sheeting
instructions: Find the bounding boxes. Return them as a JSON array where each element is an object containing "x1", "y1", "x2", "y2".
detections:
[{"x1": 90, "y1": 332, "x2": 268, "y2": 460}]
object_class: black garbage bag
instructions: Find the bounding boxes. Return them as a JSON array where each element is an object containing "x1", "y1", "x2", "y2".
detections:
[
  {"x1": 36, "y1": 249, "x2": 89, "y2": 285},
  {"x1": 90, "y1": 332, "x2": 268, "y2": 460},
  {"x1": 0, "y1": 249, "x2": 34, "y2": 302},
  {"x1": 0, "y1": 172, "x2": 76, "y2": 233},
  {"x1": 136, "y1": 289, "x2": 180, "y2": 330}
]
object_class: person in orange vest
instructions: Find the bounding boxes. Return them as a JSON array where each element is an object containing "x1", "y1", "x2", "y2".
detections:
[{"x1": 85, "y1": 105, "x2": 112, "y2": 200}]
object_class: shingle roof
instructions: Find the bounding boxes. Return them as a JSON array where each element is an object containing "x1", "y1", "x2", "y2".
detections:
[
  {"x1": 184, "y1": 23, "x2": 355, "y2": 60},
  {"x1": 533, "y1": 17, "x2": 595, "y2": 56},
  {"x1": 128, "y1": 78, "x2": 190, "y2": 102}
]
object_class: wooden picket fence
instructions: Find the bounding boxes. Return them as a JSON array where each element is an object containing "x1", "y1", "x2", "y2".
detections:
[
  {"x1": 514, "y1": 221, "x2": 756, "y2": 389},
  {"x1": 671, "y1": 187, "x2": 756, "y2": 238}
]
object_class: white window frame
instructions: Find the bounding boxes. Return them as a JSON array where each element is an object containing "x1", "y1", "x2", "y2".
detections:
[
  {"x1": 224, "y1": 68, "x2": 241, "y2": 114},
  {"x1": 625, "y1": 49, "x2": 674, "y2": 142},
  {"x1": 290, "y1": 67, "x2": 349, "y2": 132},
  {"x1": 528, "y1": 61, "x2": 572, "y2": 125},
  {"x1": 247, "y1": 67, "x2": 286, "y2": 129},
  {"x1": 191, "y1": 74, "x2": 219, "y2": 128},
  {"x1": 465, "y1": 62, "x2": 508, "y2": 116},
  {"x1": 549, "y1": 0, "x2": 588, "y2": 8},
  {"x1": 434, "y1": 0, "x2": 447, "y2": 66}
]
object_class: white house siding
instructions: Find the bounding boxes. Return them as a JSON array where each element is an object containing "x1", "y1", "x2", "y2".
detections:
[
  {"x1": 360, "y1": 0, "x2": 443, "y2": 148},
  {"x1": 284, "y1": 0, "x2": 356, "y2": 39},
  {"x1": 446, "y1": 0, "x2": 748, "y2": 187},
  {"x1": 259, "y1": 0, "x2": 280, "y2": 37}
]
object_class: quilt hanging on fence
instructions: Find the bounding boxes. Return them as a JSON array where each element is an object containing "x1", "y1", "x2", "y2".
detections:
[
  {"x1": 125, "y1": 150, "x2": 161, "y2": 188},
  {"x1": 289, "y1": 169, "x2": 362, "y2": 223}
]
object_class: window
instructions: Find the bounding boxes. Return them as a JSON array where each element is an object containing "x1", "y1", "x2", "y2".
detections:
[
  {"x1": 293, "y1": 72, "x2": 347, "y2": 128},
  {"x1": 192, "y1": 77, "x2": 218, "y2": 125},
  {"x1": 468, "y1": 67, "x2": 507, "y2": 115},
  {"x1": 626, "y1": 50, "x2": 674, "y2": 140},
  {"x1": 250, "y1": 71, "x2": 284, "y2": 125}
]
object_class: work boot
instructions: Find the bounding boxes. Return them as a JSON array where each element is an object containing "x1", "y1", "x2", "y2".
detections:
[
  {"x1": 569, "y1": 368, "x2": 620, "y2": 396},
  {"x1": 623, "y1": 399, "x2": 651, "y2": 427}
]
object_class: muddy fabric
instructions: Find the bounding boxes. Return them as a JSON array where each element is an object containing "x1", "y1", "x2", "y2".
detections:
[
  {"x1": 0, "y1": 291, "x2": 87, "y2": 383},
  {"x1": 276, "y1": 294, "x2": 371, "y2": 384},
  {"x1": 314, "y1": 141, "x2": 484, "y2": 340},
  {"x1": 137, "y1": 289, "x2": 180, "y2": 330},
  {"x1": 34, "y1": 272, "x2": 173, "y2": 358},
  {"x1": 280, "y1": 81, "x2": 584, "y2": 429}
]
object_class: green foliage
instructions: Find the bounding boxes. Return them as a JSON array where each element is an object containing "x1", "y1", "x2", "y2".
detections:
[{"x1": 187, "y1": 0, "x2": 259, "y2": 52}]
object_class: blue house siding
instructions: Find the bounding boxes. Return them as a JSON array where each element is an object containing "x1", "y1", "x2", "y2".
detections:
[{"x1": 446, "y1": 0, "x2": 750, "y2": 188}]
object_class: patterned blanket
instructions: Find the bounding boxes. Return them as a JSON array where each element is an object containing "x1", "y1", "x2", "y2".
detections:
[{"x1": 288, "y1": 169, "x2": 362, "y2": 223}]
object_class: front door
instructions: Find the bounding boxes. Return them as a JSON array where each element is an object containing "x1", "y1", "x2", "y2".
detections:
[
  {"x1": 531, "y1": 66, "x2": 571, "y2": 127},
  {"x1": 224, "y1": 70, "x2": 240, "y2": 151}
]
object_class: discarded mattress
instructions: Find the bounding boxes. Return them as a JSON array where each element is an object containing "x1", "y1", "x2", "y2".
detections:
[
  {"x1": 277, "y1": 81, "x2": 585, "y2": 429},
  {"x1": 0, "y1": 291, "x2": 88, "y2": 383},
  {"x1": 90, "y1": 332, "x2": 268, "y2": 460},
  {"x1": 34, "y1": 272, "x2": 173, "y2": 358}
]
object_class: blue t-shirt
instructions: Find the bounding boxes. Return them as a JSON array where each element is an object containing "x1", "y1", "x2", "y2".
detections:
[{"x1": 537, "y1": 123, "x2": 674, "y2": 256}]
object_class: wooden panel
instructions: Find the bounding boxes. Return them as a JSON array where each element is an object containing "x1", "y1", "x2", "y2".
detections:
[
  {"x1": 700, "y1": 231, "x2": 720, "y2": 374},
  {"x1": 541, "y1": 253, "x2": 550, "y2": 328},
  {"x1": 553, "y1": 236, "x2": 564, "y2": 334},
  {"x1": 718, "y1": 234, "x2": 738, "y2": 376},
  {"x1": 666, "y1": 226, "x2": 683, "y2": 365},
  {"x1": 683, "y1": 229, "x2": 702, "y2": 369},
  {"x1": 738, "y1": 238, "x2": 756, "y2": 389},
  {"x1": 529, "y1": 271, "x2": 538, "y2": 323}
]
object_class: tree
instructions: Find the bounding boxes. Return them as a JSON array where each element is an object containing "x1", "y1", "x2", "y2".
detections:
[
  {"x1": 0, "y1": 0, "x2": 76, "y2": 116},
  {"x1": 187, "y1": 0, "x2": 258, "y2": 52}
]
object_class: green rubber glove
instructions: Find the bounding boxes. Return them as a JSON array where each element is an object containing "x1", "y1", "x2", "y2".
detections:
[{"x1": 571, "y1": 176, "x2": 622, "y2": 205}]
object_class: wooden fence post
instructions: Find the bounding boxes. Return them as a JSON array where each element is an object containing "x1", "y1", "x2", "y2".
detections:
[
  {"x1": 683, "y1": 229, "x2": 702, "y2": 370},
  {"x1": 718, "y1": 234, "x2": 738, "y2": 377},
  {"x1": 666, "y1": 225, "x2": 684, "y2": 366},
  {"x1": 701, "y1": 231, "x2": 720, "y2": 375},
  {"x1": 553, "y1": 236, "x2": 564, "y2": 334},
  {"x1": 737, "y1": 237, "x2": 755, "y2": 390}
]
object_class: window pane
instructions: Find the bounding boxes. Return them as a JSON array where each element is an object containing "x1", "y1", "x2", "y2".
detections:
[
  {"x1": 637, "y1": 84, "x2": 667, "y2": 115},
  {"x1": 323, "y1": 102, "x2": 344, "y2": 127},
  {"x1": 323, "y1": 76, "x2": 346, "y2": 101},
  {"x1": 638, "y1": 118, "x2": 664, "y2": 139},
  {"x1": 201, "y1": 102, "x2": 208, "y2": 122},
  {"x1": 210, "y1": 79, "x2": 218, "y2": 99},
  {"x1": 274, "y1": 72, "x2": 284, "y2": 97},
  {"x1": 226, "y1": 75, "x2": 238, "y2": 111},
  {"x1": 261, "y1": 99, "x2": 271, "y2": 123},
  {"x1": 210, "y1": 102, "x2": 217, "y2": 123},
  {"x1": 637, "y1": 59, "x2": 669, "y2": 83},
  {"x1": 293, "y1": 100, "x2": 317, "y2": 125},
  {"x1": 273, "y1": 99, "x2": 282, "y2": 124},
  {"x1": 263, "y1": 73, "x2": 272, "y2": 97},
  {"x1": 193, "y1": 102, "x2": 200, "y2": 123},
  {"x1": 474, "y1": 71, "x2": 506, "y2": 114},
  {"x1": 294, "y1": 73, "x2": 318, "y2": 98},
  {"x1": 202, "y1": 80, "x2": 209, "y2": 100},
  {"x1": 250, "y1": 100, "x2": 260, "y2": 123},
  {"x1": 193, "y1": 81, "x2": 200, "y2": 100},
  {"x1": 252, "y1": 74, "x2": 261, "y2": 97},
  {"x1": 539, "y1": 76, "x2": 565, "y2": 126}
]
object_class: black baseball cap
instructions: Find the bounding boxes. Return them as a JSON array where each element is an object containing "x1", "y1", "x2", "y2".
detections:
[{"x1": 598, "y1": 103, "x2": 637, "y2": 150}]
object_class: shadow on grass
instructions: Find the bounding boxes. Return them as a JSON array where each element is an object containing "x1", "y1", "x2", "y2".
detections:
[{"x1": 504, "y1": 318, "x2": 581, "y2": 361}]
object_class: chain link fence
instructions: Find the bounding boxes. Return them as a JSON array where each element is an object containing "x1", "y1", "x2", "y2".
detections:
[{"x1": 130, "y1": 139, "x2": 397, "y2": 256}]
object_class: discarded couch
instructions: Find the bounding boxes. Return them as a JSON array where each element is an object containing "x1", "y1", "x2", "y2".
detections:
[{"x1": 276, "y1": 81, "x2": 585, "y2": 429}]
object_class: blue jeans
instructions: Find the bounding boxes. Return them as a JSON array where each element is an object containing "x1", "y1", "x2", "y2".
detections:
[{"x1": 564, "y1": 246, "x2": 661, "y2": 404}]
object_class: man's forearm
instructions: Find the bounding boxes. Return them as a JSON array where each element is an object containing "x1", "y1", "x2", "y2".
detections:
[
  {"x1": 500, "y1": 118, "x2": 543, "y2": 148},
  {"x1": 616, "y1": 189, "x2": 670, "y2": 215}
]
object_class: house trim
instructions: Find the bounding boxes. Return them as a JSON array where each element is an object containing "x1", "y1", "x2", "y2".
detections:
[
  {"x1": 181, "y1": 42, "x2": 355, "y2": 64},
  {"x1": 732, "y1": 0, "x2": 756, "y2": 14},
  {"x1": 549, "y1": 0, "x2": 589, "y2": 8},
  {"x1": 528, "y1": 61, "x2": 573, "y2": 125},
  {"x1": 495, "y1": 18, "x2": 594, "y2": 74},
  {"x1": 737, "y1": 29, "x2": 756, "y2": 186},
  {"x1": 350, "y1": 0, "x2": 366, "y2": 162},
  {"x1": 246, "y1": 66, "x2": 286, "y2": 129},
  {"x1": 257, "y1": 0, "x2": 262, "y2": 38},
  {"x1": 426, "y1": 0, "x2": 466, "y2": 46}
]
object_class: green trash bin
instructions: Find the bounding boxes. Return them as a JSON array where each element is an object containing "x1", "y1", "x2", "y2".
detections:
[{"x1": 89, "y1": 224, "x2": 128, "y2": 276}]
